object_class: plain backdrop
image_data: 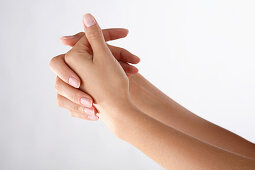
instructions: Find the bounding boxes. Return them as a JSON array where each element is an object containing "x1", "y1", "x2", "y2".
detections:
[{"x1": 0, "y1": 0, "x2": 254, "y2": 169}]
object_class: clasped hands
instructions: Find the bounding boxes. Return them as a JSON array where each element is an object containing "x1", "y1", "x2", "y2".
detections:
[
  {"x1": 49, "y1": 14, "x2": 255, "y2": 169},
  {"x1": 50, "y1": 13, "x2": 141, "y2": 132}
]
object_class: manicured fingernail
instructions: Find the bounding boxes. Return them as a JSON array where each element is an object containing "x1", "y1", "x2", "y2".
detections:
[
  {"x1": 69, "y1": 77, "x2": 80, "y2": 88},
  {"x1": 80, "y1": 97, "x2": 92, "y2": 107},
  {"x1": 84, "y1": 107, "x2": 94, "y2": 115},
  {"x1": 62, "y1": 35, "x2": 76, "y2": 39},
  {"x1": 88, "y1": 115, "x2": 99, "y2": 121},
  {"x1": 83, "y1": 13, "x2": 96, "y2": 27}
]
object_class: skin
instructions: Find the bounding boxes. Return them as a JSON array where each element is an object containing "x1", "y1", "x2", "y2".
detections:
[
  {"x1": 50, "y1": 28, "x2": 140, "y2": 120},
  {"x1": 49, "y1": 13, "x2": 255, "y2": 169},
  {"x1": 53, "y1": 28, "x2": 255, "y2": 160}
]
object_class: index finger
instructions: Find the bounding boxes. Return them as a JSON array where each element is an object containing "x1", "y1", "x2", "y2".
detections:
[
  {"x1": 49, "y1": 54, "x2": 81, "y2": 88},
  {"x1": 61, "y1": 28, "x2": 129, "y2": 47}
]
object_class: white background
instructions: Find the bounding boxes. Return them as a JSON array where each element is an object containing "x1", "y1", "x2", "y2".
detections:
[{"x1": 0, "y1": 0, "x2": 254, "y2": 169}]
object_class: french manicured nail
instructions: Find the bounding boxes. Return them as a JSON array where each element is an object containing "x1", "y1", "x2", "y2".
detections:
[
  {"x1": 69, "y1": 77, "x2": 80, "y2": 88},
  {"x1": 80, "y1": 97, "x2": 92, "y2": 107},
  {"x1": 84, "y1": 107, "x2": 94, "y2": 115},
  {"x1": 88, "y1": 115, "x2": 99, "y2": 121},
  {"x1": 83, "y1": 13, "x2": 96, "y2": 27}
]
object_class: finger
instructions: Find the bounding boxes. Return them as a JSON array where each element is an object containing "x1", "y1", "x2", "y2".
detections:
[
  {"x1": 108, "y1": 45, "x2": 140, "y2": 64},
  {"x1": 49, "y1": 54, "x2": 81, "y2": 88},
  {"x1": 69, "y1": 110, "x2": 88, "y2": 120},
  {"x1": 69, "y1": 110, "x2": 99, "y2": 121},
  {"x1": 119, "y1": 61, "x2": 138, "y2": 76},
  {"x1": 61, "y1": 35, "x2": 140, "y2": 64},
  {"x1": 58, "y1": 39, "x2": 139, "y2": 75},
  {"x1": 61, "y1": 32, "x2": 84, "y2": 47},
  {"x1": 81, "y1": 13, "x2": 108, "y2": 54},
  {"x1": 55, "y1": 77, "x2": 93, "y2": 107},
  {"x1": 61, "y1": 28, "x2": 128, "y2": 47},
  {"x1": 102, "y1": 28, "x2": 128, "y2": 41},
  {"x1": 57, "y1": 94, "x2": 98, "y2": 120}
]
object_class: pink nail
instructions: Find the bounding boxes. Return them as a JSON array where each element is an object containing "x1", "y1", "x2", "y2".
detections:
[
  {"x1": 68, "y1": 77, "x2": 80, "y2": 88},
  {"x1": 83, "y1": 13, "x2": 96, "y2": 27},
  {"x1": 80, "y1": 97, "x2": 92, "y2": 107},
  {"x1": 84, "y1": 107, "x2": 94, "y2": 115}
]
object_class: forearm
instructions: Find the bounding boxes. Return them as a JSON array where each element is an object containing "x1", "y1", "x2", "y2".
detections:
[
  {"x1": 129, "y1": 73, "x2": 255, "y2": 159},
  {"x1": 114, "y1": 105, "x2": 255, "y2": 169}
]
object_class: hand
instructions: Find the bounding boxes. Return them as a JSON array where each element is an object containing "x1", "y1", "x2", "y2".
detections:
[
  {"x1": 50, "y1": 29, "x2": 139, "y2": 121},
  {"x1": 50, "y1": 15, "x2": 139, "y2": 123},
  {"x1": 61, "y1": 30, "x2": 140, "y2": 77},
  {"x1": 61, "y1": 13, "x2": 136, "y2": 132}
]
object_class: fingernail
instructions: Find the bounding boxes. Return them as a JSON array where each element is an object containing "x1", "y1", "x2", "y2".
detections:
[
  {"x1": 88, "y1": 115, "x2": 99, "y2": 121},
  {"x1": 69, "y1": 77, "x2": 80, "y2": 88},
  {"x1": 83, "y1": 13, "x2": 96, "y2": 27},
  {"x1": 80, "y1": 97, "x2": 92, "y2": 107},
  {"x1": 84, "y1": 107, "x2": 94, "y2": 115}
]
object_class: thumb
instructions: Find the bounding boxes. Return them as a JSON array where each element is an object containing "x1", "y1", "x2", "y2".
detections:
[{"x1": 82, "y1": 13, "x2": 108, "y2": 53}]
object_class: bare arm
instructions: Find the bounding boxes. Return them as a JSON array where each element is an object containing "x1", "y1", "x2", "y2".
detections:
[
  {"x1": 114, "y1": 104, "x2": 255, "y2": 169},
  {"x1": 53, "y1": 30, "x2": 255, "y2": 159},
  {"x1": 50, "y1": 13, "x2": 255, "y2": 169},
  {"x1": 129, "y1": 73, "x2": 255, "y2": 159}
]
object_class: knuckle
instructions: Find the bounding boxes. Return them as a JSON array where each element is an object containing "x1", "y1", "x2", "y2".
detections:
[
  {"x1": 65, "y1": 47, "x2": 93, "y2": 63},
  {"x1": 64, "y1": 50, "x2": 73, "y2": 63},
  {"x1": 64, "y1": 50, "x2": 83, "y2": 63},
  {"x1": 76, "y1": 32, "x2": 85, "y2": 37},
  {"x1": 87, "y1": 30, "x2": 101, "y2": 40},
  {"x1": 49, "y1": 56, "x2": 59, "y2": 68}
]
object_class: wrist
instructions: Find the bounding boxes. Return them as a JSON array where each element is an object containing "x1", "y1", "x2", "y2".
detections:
[
  {"x1": 98, "y1": 94, "x2": 138, "y2": 137},
  {"x1": 114, "y1": 103, "x2": 166, "y2": 142},
  {"x1": 112, "y1": 101, "x2": 143, "y2": 140},
  {"x1": 129, "y1": 74, "x2": 175, "y2": 113}
]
